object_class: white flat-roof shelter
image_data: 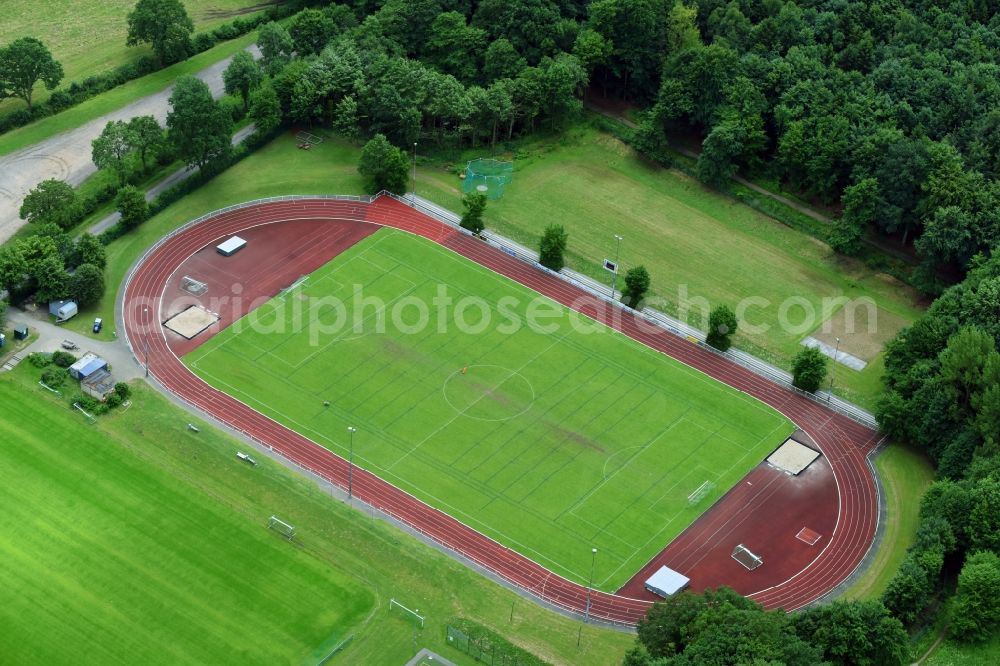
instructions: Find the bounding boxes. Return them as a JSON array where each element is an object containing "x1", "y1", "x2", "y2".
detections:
[
  {"x1": 644, "y1": 566, "x2": 690, "y2": 598},
  {"x1": 216, "y1": 236, "x2": 247, "y2": 256}
]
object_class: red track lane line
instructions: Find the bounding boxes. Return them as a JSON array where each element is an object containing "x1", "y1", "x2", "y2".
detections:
[{"x1": 121, "y1": 197, "x2": 879, "y2": 623}]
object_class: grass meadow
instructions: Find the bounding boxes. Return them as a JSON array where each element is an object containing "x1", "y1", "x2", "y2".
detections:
[
  {"x1": 0, "y1": 0, "x2": 269, "y2": 118},
  {"x1": 841, "y1": 444, "x2": 935, "y2": 600},
  {"x1": 0, "y1": 365, "x2": 633, "y2": 665},
  {"x1": 0, "y1": 369, "x2": 372, "y2": 664},
  {"x1": 185, "y1": 228, "x2": 795, "y2": 590}
]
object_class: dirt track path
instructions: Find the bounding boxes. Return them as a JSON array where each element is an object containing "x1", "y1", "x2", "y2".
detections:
[{"x1": 0, "y1": 45, "x2": 260, "y2": 245}]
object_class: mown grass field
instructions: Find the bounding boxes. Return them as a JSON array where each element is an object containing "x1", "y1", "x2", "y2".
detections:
[
  {"x1": 0, "y1": 368, "x2": 372, "y2": 664},
  {"x1": 842, "y1": 444, "x2": 935, "y2": 600},
  {"x1": 1, "y1": 366, "x2": 633, "y2": 665},
  {"x1": 413, "y1": 124, "x2": 926, "y2": 407},
  {"x1": 185, "y1": 228, "x2": 794, "y2": 589},
  {"x1": 0, "y1": 0, "x2": 270, "y2": 117}
]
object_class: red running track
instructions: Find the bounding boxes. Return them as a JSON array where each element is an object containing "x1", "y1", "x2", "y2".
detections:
[{"x1": 121, "y1": 196, "x2": 880, "y2": 624}]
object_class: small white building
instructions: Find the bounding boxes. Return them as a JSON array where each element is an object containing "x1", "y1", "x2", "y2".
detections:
[
  {"x1": 216, "y1": 236, "x2": 247, "y2": 256},
  {"x1": 48, "y1": 300, "x2": 78, "y2": 322},
  {"x1": 644, "y1": 566, "x2": 690, "y2": 599},
  {"x1": 69, "y1": 353, "x2": 108, "y2": 380}
]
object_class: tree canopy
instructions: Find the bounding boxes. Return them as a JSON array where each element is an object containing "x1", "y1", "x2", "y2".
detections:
[
  {"x1": 0, "y1": 37, "x2": 63, "y2": 109},
  {"x1": 126, "y1": 0, "x2": 194, "y2": 65},
  {"x1": 166, "y1": 76, "x2": 233, "y2": 170}
]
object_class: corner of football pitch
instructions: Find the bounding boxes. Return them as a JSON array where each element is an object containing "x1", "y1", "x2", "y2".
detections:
[{"x1": 186, "y1": 228, "x2": 796, "y2": 590}]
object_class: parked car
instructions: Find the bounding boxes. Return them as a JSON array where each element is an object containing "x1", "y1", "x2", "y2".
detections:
[{"x1": 93, "y1": 318, "x2": 103, "y2": 334}]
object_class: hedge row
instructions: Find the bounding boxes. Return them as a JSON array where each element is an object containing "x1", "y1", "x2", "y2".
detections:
[{"x1": 0, "y1": 1, "x2": 304, "y2": 135}]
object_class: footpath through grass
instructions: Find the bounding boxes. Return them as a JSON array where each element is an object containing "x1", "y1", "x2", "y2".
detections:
[
  {"x1": 186, "y1": 228, "x2": 794, "y2": 589},
  {"x1": 0, "y1": 364, "x2": 633, "y2": 665},
  {"x1": 0, "y1": 32, "x2": 257, "y2": 158},
  {"x1": 0, "y1": 0, "x2": 267, "y2": 119},
  {"x1": 841, "y1": 444, "x2": 934, "y2": 600},
  {"x1": 0, "y1": 367, "x2": 372, "y2": 665}
]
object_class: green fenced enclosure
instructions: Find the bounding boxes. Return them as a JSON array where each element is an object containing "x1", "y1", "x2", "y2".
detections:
[
  {"x1": 186, "y1": 229, "x2": 794, "y2": 590},
  {"x1": 462, "y1": 158, "x2": 513, "y2": 199}
]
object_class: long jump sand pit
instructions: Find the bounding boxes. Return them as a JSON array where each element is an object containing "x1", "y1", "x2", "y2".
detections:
[
  {"x1": 767, "y1": 438, "x2": 821, "y2": 475},
  {"x1": 164, "y1": 305, "x2": 220, "y2": 340}
]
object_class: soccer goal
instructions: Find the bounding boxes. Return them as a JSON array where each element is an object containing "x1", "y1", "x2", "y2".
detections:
[
  {"x1": 267, "y1": 515, "x2": 296, "y2": 539},
  {"x1": 687, "y1": 480, "x2": 715, "y2": 505},
  {"x1": 295, "y1": 130, "x2": 323, "y2": 146},
  {"x1": 389, "y1": 598, "x2": 424, "y2": 628},
  {"x1": 732, "y1": 544, "x2": 764, "y2": 570},
  {"x1": 181, "y1": 275, "x2": 208, "y2": 296},
  {"x1": 278, "y1": 275, "x2": 308, "y2": 299}
]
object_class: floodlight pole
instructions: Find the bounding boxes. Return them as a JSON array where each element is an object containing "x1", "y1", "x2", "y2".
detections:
[
  {"x1": 828, "y1": 337, "x2": 841, "y2": 401},
  {"x1": 609, "y1": 235, "x2": 623, "y2": 298},
  {"x1": 412, "y1": 142, "x2": 417, "y2": 204},
  {"x1": 143, "y1": 305, "x2": 150, "y2": 378},
  {"x1": 578, "y1": 547, "x2": 598, "y2": 647},
  {"x1": 347, "y1": 426, "x2": 357, "y2": 501}
]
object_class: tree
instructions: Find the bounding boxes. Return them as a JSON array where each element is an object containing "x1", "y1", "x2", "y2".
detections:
[
  {"x1": 951, "y1": 551, "x2": 1000, "y2": 642},
  {"x1": 74, "y1": 234, "x2": 106, "y2": 271},
  {"x1": 460, "y1": 192, "x2": 487, "y2": 234},
  {"x1": 257, "y1": 21, "x2": 294, "y2": 74},
  {"x1": 483, "y1": 38, "x2": 526, "y2": 83},
  {"x1": 793, "y1": 600, "x2": 907, "y2": 666},
  {"x1": 424, "y1": 12, "x2": 485, "y2": 83},
  {"x1": 248, "y1": 81, "x2": 281, "y2": 135},
  {"x1": 0, "y1": 37, "x2": 64, "y2": 109},
  {"x1": 289, "y1": 8, "x2": 335, "y2": 56},
  {"x1": 792, "y1": 347, "x2": 828, "y2": 393},
  {"x1": 222, "y1": 51, "x2": 261, "y2": 112},
  {"x1": 538, "y1": 224, "x2": 568, "y2": 271},
  {"x1": 68, "y1": 263, "x2": 105, "y2": 307},
  {"x1": 331, "y1": 96, "x2": 359, "y2": 138},
  {"x1": 126, "y1": 0, "x2": 194, "y2": 65},
  {"x1": 706, "y1": 305, "x2": 738, "y2": 351},
  {"x1": 357, "y1": 134, "x2": 409, "y2": 195},
  {"x1": 32, "y1": 253, "x2": 68, "y2": 304},
  {"x1": 19, "y1": 179, "x2": 77, "y2": 229},
  {"x1": 116, "y1": 185, "x2": 148, "y2": 231},
  {"x1": 127, "y1": 115, "x2": 164, "y2": 170},
  {"x1": 0, "y1": 244, "x2": 27, "y2": 296},
  {"x1": 91, "y1": 120, "x2": 133, "y2": 184},
  {"x1": 166, "y1": 76, "x2": 233, "y2": 169},
  {"x1": 621, "y1": 266, "x2": 651, "y2": 309},
  {"x1": 0, "y1": 299, "x2": 7, "y2": 331}
]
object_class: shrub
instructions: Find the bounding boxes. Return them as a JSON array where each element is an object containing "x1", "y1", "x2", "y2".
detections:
[
  {"x1": 72, "y1": 393, "x2": 98, "y2": 412},
  {"x1": 621, "y1": 266, "x2": 651, "y2": 309},
  {"x1": 538, "y1": 224, "x2": 568, "y2": 271},
  {"x1": 40, "y1": 366, "x2": 66, "y2": 388},
  {"x1": 792, "y1": 346, "x2": 828, "y2": 393},
  {"x1": 50, "y1": 350, "x2": 77, "y2": 367},
  {"x1": 27, "y1": 352, "x2": 51, "y2": 368},
  {"x1": 706, "y1": 305, "x2": 738, "y2": 351},
  {"x1": 114, "y1": 382, "x2": 132, "y2": 401},
  {"x1": 105, "y1": 391, "x2": 123, "y2": 408}
]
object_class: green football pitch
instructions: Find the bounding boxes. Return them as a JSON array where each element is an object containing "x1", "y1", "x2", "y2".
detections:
[
  {"x1": 186, "y1": 229, "x2": 795, "y2": 590},
  {"x1": 0, "y1": 377, "x2": 372, "y2": 664}
]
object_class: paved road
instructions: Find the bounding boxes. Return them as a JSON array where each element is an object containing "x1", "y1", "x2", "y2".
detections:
[
  {"x1": 6, "y1": 307, "x2": 143, "y2": 380},
  {"x1": 0, "y1": 45, "x2": 261, "y2": 245},
  {"x1": 87, "y1": 122, "x2": 258, "y2": 236}
]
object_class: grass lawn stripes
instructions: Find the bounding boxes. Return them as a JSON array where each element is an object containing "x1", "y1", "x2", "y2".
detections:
[
  {"x1": 185, "y1": 228, "x2": 795, "y2": 590},
  {"x1": 121, "y1": 196, "x2": 880, "y2": 622},
  {"x1": 0, "y1": 377, "x2": 372, "y2": 665}
]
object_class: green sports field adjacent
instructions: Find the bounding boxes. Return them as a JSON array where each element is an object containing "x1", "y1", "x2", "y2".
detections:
[
  {"x1": 186, "y1": 228, "x2": 795, "y2": 590},
  {"x1": 0, "y1": 376, "x2": 372, "y2": 664}
]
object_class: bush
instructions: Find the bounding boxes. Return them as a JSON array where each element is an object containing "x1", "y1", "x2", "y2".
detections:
[
  {"x1": 621, "y1": 265, "x2": 651, "y2": 309},
  {"x1": 792, "y1": 346, "x2": 828, "y2": 393},
  {"x1": 50, "y1": 350, "x2": 77, "y2": 367},
  {"x1": 105, "y1": 391, "x2": 123, "y2": 408},
  {"x1": 538, "y1": 224, "x2": 568, "y2": 271},
  {"x1": 114, "y1": 382, "x2": 132, "y2": 401},
  {"x1": 72, "y1": 393, "x2": 98, "y2": 412},
  {"x1": 40, "y1": 366, "x2": 67, "y2": 388},
  {"x1": 450, "y1": 619, "x2": 550, "y2": 666},
  {"x1": 27, "y1": 352, "x2": 51, "y2": 368},
  {"x1": 706, "y1": 305, "x2": 738, "y2": 351}
]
